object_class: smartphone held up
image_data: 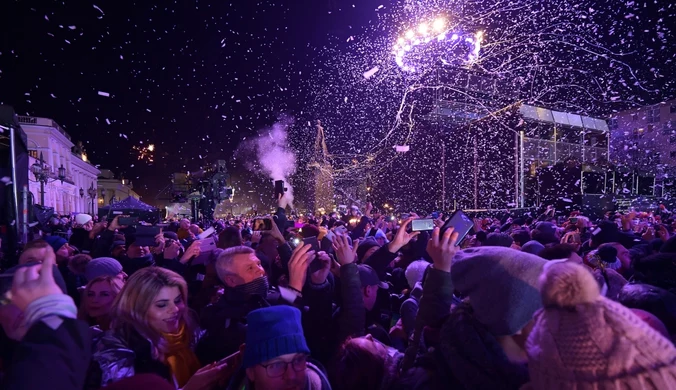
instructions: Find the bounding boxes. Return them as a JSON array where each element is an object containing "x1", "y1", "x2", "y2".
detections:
[{"x1": 440, "y1": 210, "x2": 474, "y2": 246}]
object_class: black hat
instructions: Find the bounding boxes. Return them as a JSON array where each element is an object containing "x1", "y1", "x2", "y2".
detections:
[
  {"x1": 357, "y1": 264, "x2": 388, "y2": 289},
  {"x1": 356, "y1": 238, "x2": 380, "y2": 263}
]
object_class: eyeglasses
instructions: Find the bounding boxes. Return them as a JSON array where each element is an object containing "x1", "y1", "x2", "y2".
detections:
[{"x1": 259, "y1": 354, "x2": 308, "y2": 378}]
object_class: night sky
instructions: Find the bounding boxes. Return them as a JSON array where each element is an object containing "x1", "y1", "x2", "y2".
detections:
[
  {"x1": 0, "y1": 0, "x2": 380, "y2": 204},
  {"x1": 1, "y1": 0, "x2": 674, "y2": 211}
]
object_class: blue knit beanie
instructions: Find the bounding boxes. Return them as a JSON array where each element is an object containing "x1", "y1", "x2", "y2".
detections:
[
  {"x1": 243, "y1": 306, "x2": 310, "y2": 368},
  {"x1": 45, "y1": 235, "x2": 68, "y2": 253}
]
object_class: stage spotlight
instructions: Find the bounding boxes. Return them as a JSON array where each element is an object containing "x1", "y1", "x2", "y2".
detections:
[{"x1": 432, "y1": 18, "x2": 446, "y2": 31}]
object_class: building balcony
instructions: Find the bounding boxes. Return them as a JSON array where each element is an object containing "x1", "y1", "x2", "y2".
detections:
[{"x1": 17, "y1": 115, "x2": 71, "y2": 141}]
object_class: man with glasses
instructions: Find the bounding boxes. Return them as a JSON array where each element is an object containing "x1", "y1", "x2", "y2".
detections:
[{"x1": 230, "y1": 305, "x2": 332, "y2": 390}]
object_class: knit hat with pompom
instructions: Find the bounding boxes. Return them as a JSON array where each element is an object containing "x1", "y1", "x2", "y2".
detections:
[{"x1": 526, "y1": 261, "x2": 676, "y2": 390}]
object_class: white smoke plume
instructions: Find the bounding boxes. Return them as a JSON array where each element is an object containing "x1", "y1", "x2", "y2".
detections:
[{"x1": 241, "y1": 116, "x2": 297, "y2": 209}]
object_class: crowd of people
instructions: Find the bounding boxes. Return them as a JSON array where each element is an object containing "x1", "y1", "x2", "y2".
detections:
[{"x1": 1, "y1": 199, "x2": 676, "y2": 390}]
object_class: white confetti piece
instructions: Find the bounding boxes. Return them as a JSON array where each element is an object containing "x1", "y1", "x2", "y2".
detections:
[
  {"x1": 363, "y1": 66, "x2": 379, "y2": 79},
  {"x1": 93, "y1": 4, "x2": 105, "y2": 17}
]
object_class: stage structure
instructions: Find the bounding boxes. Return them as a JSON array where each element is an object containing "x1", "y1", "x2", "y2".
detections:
[
  {"x1": 437, "y1": 102, "x2": 610, "y2": 210},
  {"x1": 404, "y1": 65, "x2": 519, "y2": 212},
  {"x1": 161, "y1": 161, "x2": 234, "y2": 222},
  {"x1": 0, "y1": 105, "x2": 30, "y2": 260}
]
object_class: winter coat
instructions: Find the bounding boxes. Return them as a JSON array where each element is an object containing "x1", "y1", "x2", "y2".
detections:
[
  {"x1": 400, "y1": 268, "x2": 529, "y2": 390},
  {"x1": 2, "y1": 314, "x2": 91, "y2": 390},
  {"x1": 196, "y1": 280, "x2": 333, "y2": 365},
  {"x1": 196, "y1": 288, "x2": 279, "y2": 364},
  {"x1": 400, "y1": 282, "x2": 423, "y2": 339},
  {"x1": 85, "y1": 325, "x2": 204, "y2": 389},
  {"x1": 69, "y1": 227, "x2": 94, "y2": 253}
]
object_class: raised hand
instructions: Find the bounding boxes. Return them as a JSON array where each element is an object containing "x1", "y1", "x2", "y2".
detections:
[
  {"x1": 388, "y1": 218, "x2": 420, "y2": 254},
  {"x1": 333, "y1": 234, "x2": 357, "y2": 265},
  {"x1": 11, "y1": 246, "x2": 63, "y2": 312},
  {"x1": 426, "y1": 227, "x2": 459, "y2": 273},
  {"x1": 310, "y1": 251, "x2": 331, "y2": 285},
  {"x1": 267, "y1": 216, "x2": 286, "y2": 244},
  {"x1": 163, "y1": 240, "x2": 181, "y2": 259},
  {"x1": 155, "y1": 233, "x2": 166, "y2": 252},
  {"x1": 180, "y1": 240, "x2": 201, "y2": 264},
  {"x1": 287, "y1": 244, "x2": 315, "y2": 292}
]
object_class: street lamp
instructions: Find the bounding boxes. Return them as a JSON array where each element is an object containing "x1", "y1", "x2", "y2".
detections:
[
  {"x1": 87, "y1": 182, "x2": 97, "y2": 215},
  {"x1": 30, "y1": 152, "x2": 66, "y2": 206},
  {"x1": 79, "y1": 188, "x2": 85, "y2": 198}
]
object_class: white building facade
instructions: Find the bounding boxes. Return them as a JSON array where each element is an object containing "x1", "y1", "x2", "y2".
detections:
[
  {"x1": 98, "y1": 169, "x2": 141, "y2": 208},
  {"x1": 18, "y1": 116, "x2": 100, "y2": 215}
]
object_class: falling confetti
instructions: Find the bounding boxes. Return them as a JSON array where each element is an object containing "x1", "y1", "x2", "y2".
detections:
[{"x1": 0, "y1": 0, "x2": 671, "y2": 211}]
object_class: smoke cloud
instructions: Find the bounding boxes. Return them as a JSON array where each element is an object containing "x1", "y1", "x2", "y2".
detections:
[{"x1": 239, "y1": 116, "x2": 297, "y2": 209}]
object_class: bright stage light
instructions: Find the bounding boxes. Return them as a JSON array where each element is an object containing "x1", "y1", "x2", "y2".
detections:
[
  {"x1": 432, "y1": 18, "x2": 446, "y2": 31},
  {"x1": 393, "y1": 16, "x2": 484, "y2": 73}
]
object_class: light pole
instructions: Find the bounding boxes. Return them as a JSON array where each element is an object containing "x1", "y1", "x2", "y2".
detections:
[
  {"x1": 87, "y1": 183, "x2": 97, "y2": 216},
  {"x1": 30, "y1": 152, "x2": 66, "y2": 206}
]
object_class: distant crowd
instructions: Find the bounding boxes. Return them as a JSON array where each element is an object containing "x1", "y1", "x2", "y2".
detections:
[{"x1": 1, "y1": 200, "x2": 675, "y2": 390}]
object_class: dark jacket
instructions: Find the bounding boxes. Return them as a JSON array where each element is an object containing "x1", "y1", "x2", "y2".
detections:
[
  {"x1": 401, "y1": 268, "x2": 529, "y2": 390},
  {"x1": 69, "y1": 227, "x2": 94, "y2": 253},
  {"x1": 196, "y1": 288, "x2": 277, "y2": 364},
  {"x1": 196, "y1": 281, "x2": 333, "y2": 365},
  {"x1": 2, "y1": 318, "x2": 91, "y2": 390},
  {"x1": 400, "y1": 282, "x2": 423, "y2": 339},
  {"x1": 2, "y1": 295, "x2": 91, "y2": 390}
]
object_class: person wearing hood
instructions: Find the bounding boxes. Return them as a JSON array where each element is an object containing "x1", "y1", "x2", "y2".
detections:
[
  {"x1": 400, "y1": 232, "x2": 546, "y2": 390},
  {"x1": 196, "y1": 244, "x2": 333, "y2": 365}
]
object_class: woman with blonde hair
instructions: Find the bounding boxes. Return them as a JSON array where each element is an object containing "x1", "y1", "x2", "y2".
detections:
[
  {"x1": 78, "y1": 275, "x2": 124, "y2": 331},
  {"x1": 86, "y1": 267, "x2": 227, "y2": 390}
]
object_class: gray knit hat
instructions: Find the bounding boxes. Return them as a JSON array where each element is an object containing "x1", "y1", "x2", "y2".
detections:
[
  {"x1": 451, "y1": 247, "x2": 547, "y2": 336},
  {"x1": 85, "y1": 257, "x2": 123, "y2": 281},
  {"x1": 527, "y1": 261, "x2": 676, "y2": 390}
]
